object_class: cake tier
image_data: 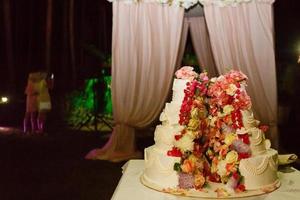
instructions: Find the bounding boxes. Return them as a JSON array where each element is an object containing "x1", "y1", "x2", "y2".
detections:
[
  {"x1": 172, "y1": 79, "x2": 189, "y2": 104},
  {"x1": 154, "y1": 124, "x2": 183, "y2": 151},
  {"x1": 143, "y1": 146, "x2": 181, "y2": 188},
  {"x1": 159, "y1": 102, "x2": 182, "y2": 125},
  {"x1": 241, "y1": 109, "x2": 270, "y2": 156},
  {"x1": 248, "y1": 127, "x2": 270, "y2": 156},
  {"x1": 241, "y1": 109, "x2": 260, "y2": 129},
  {"x1": 239, "y1": 148, "x2": 278, "y2": 190}
]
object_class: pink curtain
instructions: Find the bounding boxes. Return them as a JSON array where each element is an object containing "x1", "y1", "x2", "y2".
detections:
[
  {"x1": 85, "y1": 2, "x2": 184, "y2": 162},
  {"x1": 176, "y1": 17, "x2": 217, "y2": 77},
  {"x1": 176, "y1": 18, "x2": 189, "y2": 69},
  {"x1": 188, "y1": 17, "x2": 217, "y2": 77},
  {"x1": 203, "y1": 0, "x2": 278, "y2": 148}
]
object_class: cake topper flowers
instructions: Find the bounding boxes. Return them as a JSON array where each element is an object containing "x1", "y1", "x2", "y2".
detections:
[{"x1": 175, "y1": 66, "x2": 198, "y2": 81}]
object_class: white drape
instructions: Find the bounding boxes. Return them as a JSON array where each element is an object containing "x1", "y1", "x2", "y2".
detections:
[
  {"x1": 188, "y1": 17, "x2": 217, "y2": 77},
  {"x1": 203, "y1": 0, "x2": 278, "y2": 148},
  {"x1": 176, "y1": 18, "x2": 189, "y2": 69},
  {"x1": 176, "y1": 17, "x2": 217, "y2": 77},
  {"x1": 85, "y1": 2, "x2": 184, "y2": 162}
]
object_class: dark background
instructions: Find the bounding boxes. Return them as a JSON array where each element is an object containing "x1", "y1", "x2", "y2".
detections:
[
  {"x1": 0, "y1": 0, "x2": 112, "y2": 96},
  {"x1": 0, "y1": 0, "x2": 300, "y2": 153}
]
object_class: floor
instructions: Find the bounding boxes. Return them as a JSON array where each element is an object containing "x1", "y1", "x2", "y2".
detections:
[{"x1": 0, "y1": 127, "x2": 154, "y2": 200}]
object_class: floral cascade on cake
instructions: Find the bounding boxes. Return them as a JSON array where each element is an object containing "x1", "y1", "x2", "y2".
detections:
[{"x1": 141, "y1": 67, "x2": 280, "y2": 198}]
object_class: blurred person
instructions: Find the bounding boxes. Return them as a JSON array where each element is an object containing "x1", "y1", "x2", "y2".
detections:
[
  {"x1": 23, "y1": 72, "x2": 41, "y2": 134},
  {"x1": 37, "y1": 72, "x2": 54, "y2": 134}
]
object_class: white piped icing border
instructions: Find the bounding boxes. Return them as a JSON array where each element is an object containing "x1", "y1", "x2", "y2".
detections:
[{"x1": 241, "y1": 156, "x2": 269, "y2": 175}]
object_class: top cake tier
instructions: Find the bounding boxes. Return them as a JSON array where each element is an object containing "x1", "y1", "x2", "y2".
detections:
[{"x1": 172, "y1": 79, "x2": 189, "y2": 104}]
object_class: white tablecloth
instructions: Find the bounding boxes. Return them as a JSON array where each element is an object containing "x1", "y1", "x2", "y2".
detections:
[{"x1": 111, "y1": 160, "x2": 300, "y2": 200}]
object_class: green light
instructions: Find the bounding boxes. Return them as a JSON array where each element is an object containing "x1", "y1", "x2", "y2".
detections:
[
  {"x1": 65, "y1": 77, "x2": 113, "y2": 128},
  {"x1": 103, "y1": 76, "x2": 113, "y2": 115}
]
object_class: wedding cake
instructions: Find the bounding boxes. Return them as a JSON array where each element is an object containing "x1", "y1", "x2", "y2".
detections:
[{"x1": 141, "y1": 67, "x2": 280, "y2": 198}]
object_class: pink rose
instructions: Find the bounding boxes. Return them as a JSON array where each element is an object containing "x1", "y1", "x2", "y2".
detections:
[
  {"x1": 175, "y1": 66, "x2": 198, "y2": 80},
  {"x1": 225, "y1": 70, "x2": 248, "y2": 82}
]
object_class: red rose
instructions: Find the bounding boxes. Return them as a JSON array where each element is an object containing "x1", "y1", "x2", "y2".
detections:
[{"x1": 167, "y1": 147, "x2": 182, "y2": 157}]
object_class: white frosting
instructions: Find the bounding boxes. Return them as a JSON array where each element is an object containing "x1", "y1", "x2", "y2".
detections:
[
  {"x1": 159, "y1": 102, "x2": 181, "y2": 125},
  {"x1": 172, "y1": 79, "x2": 189, "y2": 104},
  {"x1": 241, "y1": 109, "x2": 260, "y2": 129},
  {"x1": 239, "y1": 149, "x2": 278, "y2": 190},
  {"x1": 154, "y1": 124, "x2": 183, "y2": 151},
  {"x1": 143, "y1": 146, "x2": 180, "y2": 188},
  {"x1": 248, "y1": 127, "x2": 268, "y2": 156},
  {"x1": 142, "y1": 78, "x2": 188, "y2": 188},
  {"x1": 241, "y1": 109, "x2": 271, "y2": 155}
]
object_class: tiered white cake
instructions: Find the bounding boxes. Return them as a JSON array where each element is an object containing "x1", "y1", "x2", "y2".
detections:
[
  {"x1": 141, "y1": 68, "x2": 281, "y2": 197},
  {"x1": 143, "y1": 79, "x2": 188, "y2": 188}
]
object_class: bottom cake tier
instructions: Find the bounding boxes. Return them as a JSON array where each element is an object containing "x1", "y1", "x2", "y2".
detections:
[
  {"x1": 239, "y1": 148, "x2": 279, "y2": 190},
  {"x1": 141, "y1": 172, "x2": 280, "y2": 198}
]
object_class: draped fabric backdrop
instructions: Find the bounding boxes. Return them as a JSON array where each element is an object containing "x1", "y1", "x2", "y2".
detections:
[
  {"x1": 176, "y1": 18, "x2": 189, "y2": 69},
  {"x1": 188, "y1": 17, "x2": 217, "y2": 77},
  {"x1": 176, "y1": 17, "x2": 217, "y2": 77},
  {"x1": 203, "y1": 0, "x2": 278, "y2": 148},
  {"x1": 85, "y1": 2, "x2": 184, "y2": 161}
]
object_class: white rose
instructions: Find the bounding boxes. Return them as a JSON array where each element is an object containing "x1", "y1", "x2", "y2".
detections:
[
  {"x1": 174, "y1": 133, "x2": 194, "y2": 152},
  {"x1": 225, "y1": 83, "x2": 238, "y2": 96},
  {"x1": 217, "y1": 160, "x2": 227, "y2": 177},
  {"x1": 210, "y1": 77, "x2": 217, "y2": 83},
  {"x1": 223, "y1": 105, "x2": 234, "y2": 115}
]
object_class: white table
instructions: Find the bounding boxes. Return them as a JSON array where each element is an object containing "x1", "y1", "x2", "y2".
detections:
[{"x1": 111, "y1": 160, "x2": 300, "y2": 200}]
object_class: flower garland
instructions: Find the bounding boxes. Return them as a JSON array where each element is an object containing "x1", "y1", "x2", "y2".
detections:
[{"x1": 168, "y1": 68, "x2": 256, "y2": 193}]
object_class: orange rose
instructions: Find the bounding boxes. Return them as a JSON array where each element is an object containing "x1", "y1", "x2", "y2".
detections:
[
  {"x1": 181, "y1": 159, "x2": 196, "y2": 173},
  {"x1": 194, "y1": 172, "x2": 206, "y2": 189}
]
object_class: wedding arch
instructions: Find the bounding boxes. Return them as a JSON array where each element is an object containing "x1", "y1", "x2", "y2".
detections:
[{"x1": 86, "y1": 0, "x2": 277, "y2": 162}]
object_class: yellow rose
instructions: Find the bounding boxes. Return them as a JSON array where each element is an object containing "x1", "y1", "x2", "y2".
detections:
[
  {"x1": 188, "y1": 118, "x2": 199, "y2": 130},
  {"x1": 223, "y1": 105, "x2": 234, "y2": 115},
  {"x1": 188, "y1": 154, "x2": 198, "y2": 163},
  {"x1": 224, "y1": 133, "x2": 237, "y2": 145},
  {"x1": 211, "y1": 162, "x2": 218, "y2": 173},
  {"x1": 198, "y1": 107, "x2": 208, "y2": 119},
  {"x1": 226, "y1": 151, "x2": 238, "y2": 164},
  {"x1": 209, "y1": 116, "x2": 217, "y2": 127},
  {"x1": 190, "y1": 107, "x2": 199, "y2": 119},
  {"x1": 225, "y1": 83, "x2": 238, "y2": 96},
  {"x1": 217, "y1": 160, "x2": 227, "y2": 177},
  {"x1": 194, "y1": 173, "x2": 206, "y2": 189},
  {"x1": 186, "y1": 130, "x2": 198, "y2": 138}
]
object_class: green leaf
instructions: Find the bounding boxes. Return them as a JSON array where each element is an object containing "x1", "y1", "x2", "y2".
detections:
[{"x1": 174, "y1": 163, "x2": 182, "y2": 172}]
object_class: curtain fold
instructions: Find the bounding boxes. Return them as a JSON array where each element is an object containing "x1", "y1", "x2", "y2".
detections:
[
  {"x1": 188, "y1": 16, "x2": 218, "y2": 77},
  {"x1": 203, "y1": 0, "x2": 278, "y2": 148},
  {"x1": 175, "y1": 18, "x2": 189, "y2": 69},
  {"x1": 85, "y1": 2, "x2": 184, "y2": 162}
]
